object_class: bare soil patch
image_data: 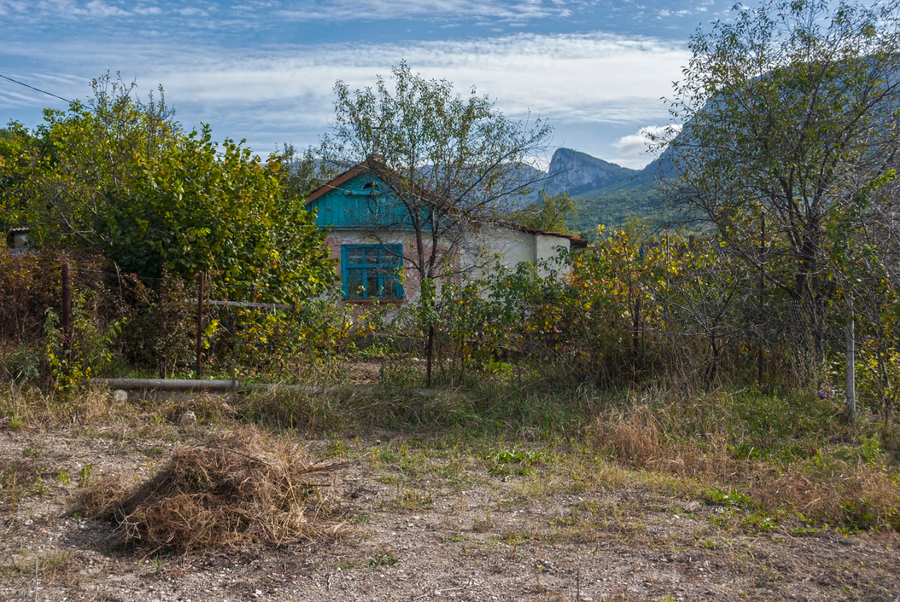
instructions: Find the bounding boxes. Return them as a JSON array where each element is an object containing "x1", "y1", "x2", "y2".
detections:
[{"x1": 1, "y1": 423, "x2": 898, "y2": 602}]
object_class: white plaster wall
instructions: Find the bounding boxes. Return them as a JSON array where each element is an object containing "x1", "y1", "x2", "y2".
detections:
[
  {"x1": 325, "y1": 226, "x2": 573, "y2": 304},
  {"x1": 469, "y1": 225, "x2": 534, "y2": 275},
  {"x1": 535, "y1": 234, "x2": 571, "y2": 277},
  {"x1": 465, "y1": 225, "x2": 572, "y2": 281}
]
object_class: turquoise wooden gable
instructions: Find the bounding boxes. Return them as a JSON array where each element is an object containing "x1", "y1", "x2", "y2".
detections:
[{"x1": 307, "y1": 172, "x2": 417, "y2": 231}]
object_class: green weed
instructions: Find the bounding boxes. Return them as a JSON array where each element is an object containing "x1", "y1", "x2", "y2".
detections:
[
  {"x1": 703, "y1": 487, "x2": 758, "y2": 509},
  {"x1": 369, "y1": 552, "x2": 400, "y2": 567},
  {"x1": 78, "y1": 464, "x2": 93, "y2": 486}
]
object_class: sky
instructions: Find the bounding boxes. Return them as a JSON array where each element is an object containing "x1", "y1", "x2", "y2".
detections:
[{"x1": 1, "y1": 0, "x2": 746, "y2": 169}]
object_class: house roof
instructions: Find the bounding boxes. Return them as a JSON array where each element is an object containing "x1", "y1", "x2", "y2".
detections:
[
  {"x1": 304, "y1": 161, "x2": 371, "y2": 204},
  {"x1": 305, "y1": 158, "x2": 587, "y2": 248}
]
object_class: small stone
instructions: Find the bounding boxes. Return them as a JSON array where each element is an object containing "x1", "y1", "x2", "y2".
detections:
[
  {"x1": 113, "y1": 389, "x2": 128, "y2": 403},
  {"x1": 180, "y1": 410, "x2": 197, "y2": 427}
]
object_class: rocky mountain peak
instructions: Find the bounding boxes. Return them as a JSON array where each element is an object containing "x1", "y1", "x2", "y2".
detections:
[{"x1": 543, "y1": 148, "x2": 640, "y2": 196}]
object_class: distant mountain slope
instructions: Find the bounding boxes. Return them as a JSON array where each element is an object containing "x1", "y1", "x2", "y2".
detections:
[
  {"x1": 542, "y1": 148, "x2": 665, "y2": 239},
  {"x1": 543, "y1": 148, "x2": 642, "y2": 196},
  {"x1": 568, "y1": 182, "x2": 665, "y2": 238}
]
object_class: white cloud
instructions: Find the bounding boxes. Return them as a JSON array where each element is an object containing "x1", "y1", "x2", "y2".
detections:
[
  {"x1": 134, "y1": 5, "x2": 164, "y2": 16},
  {"x1": 0, "y1": 30, "x2": 689, "y2": 162},
  {"x1": 274, "y1": 0, "x2": 574, "y2": 23},
  {"x1": 8, "y1": 30, "x2": 686, "y2": 116},
  {"x1": 177, "y1": 6, "x2": 208, "y2": 16},
  {"x1": 3, "y1": 0, "x2": 580, "y2": 24},
  {"x1": 657, "y1": 8, "x2": 693, "y2": 18},
  {"x1": 20, "y1": 0, "x2": 142, "y2": 19},
  {"x1": 0, "y1": 1, "x2": 29, "y2": 16},
  {"x1": 611, "y1": 124, "x2": 682, "y2": 165},
  {"x1": 210, "y1": 35, "x2": 682, "y2": 158},
  {"x1": 84, "y1": 0, "x2": 128, "y2": 17}
]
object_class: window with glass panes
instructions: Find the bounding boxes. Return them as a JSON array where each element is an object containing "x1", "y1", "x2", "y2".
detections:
[{"x1": 341, "y1": 244, "x2": 403, "y2": 300}]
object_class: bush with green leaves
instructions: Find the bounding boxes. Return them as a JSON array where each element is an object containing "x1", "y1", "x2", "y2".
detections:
[
  {"x1": 45, "y1": 289, "x2": 125, "y2": 394},
  {"x1": 3, "y1": 74, "x2": 334, "y2": 305}
]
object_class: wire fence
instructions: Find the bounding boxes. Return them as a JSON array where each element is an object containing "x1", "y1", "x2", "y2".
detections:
[{"x1": 0, "y1": 251, "x2": 360, "y2": 384}]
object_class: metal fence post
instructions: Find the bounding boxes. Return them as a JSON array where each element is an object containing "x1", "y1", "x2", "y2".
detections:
[
  {"x1": 846, "y1": 317, "x2": 856, "y2": 424},
  {"x1": 195, "y1": 272, "x2": 205, "y2": 378},
  {"x1": 61, "y1": 259, "x2": 72, "y2": 360}
]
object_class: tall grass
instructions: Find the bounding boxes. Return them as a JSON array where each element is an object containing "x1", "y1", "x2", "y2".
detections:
[{"x1": 3, "y1": 372, "x2": 899, "y2": 532}]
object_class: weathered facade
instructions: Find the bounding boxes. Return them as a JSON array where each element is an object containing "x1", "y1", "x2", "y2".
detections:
[{"x1": 305, "y1": 162, "x2": 585, "y2": 303}]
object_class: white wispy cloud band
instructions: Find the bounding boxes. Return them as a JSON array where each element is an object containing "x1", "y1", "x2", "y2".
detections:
[
  {"x1": 2, "y1": 30, "x2": 689, "y2": 166},
  {"x1": 613, "y1": 124, "x2": 682, "y2": 154},
  {"x1": 0, "y1": 0, "x2": 579, "y2": 23}
]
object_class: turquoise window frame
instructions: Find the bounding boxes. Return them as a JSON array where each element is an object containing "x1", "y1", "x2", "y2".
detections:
[{"x1": 341, "y1": 244, "x2": 404, "y2": 300}]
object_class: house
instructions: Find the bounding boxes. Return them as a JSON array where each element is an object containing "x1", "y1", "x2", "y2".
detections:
[
  {"x1": 5, "y1": 227, "x2": 30, "y2": 257},
  {"x1": 305, "y1": 158, "x2": 587, "y2": 302}
]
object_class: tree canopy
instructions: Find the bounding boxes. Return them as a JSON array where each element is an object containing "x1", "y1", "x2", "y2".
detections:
[
  {"x1": 319, "y1": 62, "x2": 553, "y2": 284},
  {"x1": 506, "y1": 192, "x2": 578, "y2": 235},
  {"x1": 2, "y1": 75, "x2": 333, "y2": 303},
  {"x1": 662, "y1": 0, "x2": 900, "y2": 362}
]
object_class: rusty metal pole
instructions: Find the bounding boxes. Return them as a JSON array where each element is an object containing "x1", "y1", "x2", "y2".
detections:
[
  {"x1": 61, "y1": 260, "x2": 72, "y2": 360},
  {"x1": 195, "y1": 272, "x2": 205, "y2": 379}
]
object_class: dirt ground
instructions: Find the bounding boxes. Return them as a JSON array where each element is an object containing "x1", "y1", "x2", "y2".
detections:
[{"x1": 2, "y1": 423, "x2": 899, "y2": 602}]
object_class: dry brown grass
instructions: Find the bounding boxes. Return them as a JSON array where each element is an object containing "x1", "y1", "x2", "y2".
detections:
[
  {"x1": 589, "y1": 398, "x2": 900, "y2": 530},
  {"x1": 79, "y1": 426, "x2": 348, "y2": 554},
  {"x1": 590, "y1": 404, "x2": 733, "y2": 480},
  {"x1": 0, "y1": 383, "x2": 139, "y2": 429},
  {"x1": 752, "y1": 459, "x2": 900, "y2": 529}
]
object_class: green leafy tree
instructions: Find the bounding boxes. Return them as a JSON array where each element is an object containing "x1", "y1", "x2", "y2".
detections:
[
  {"x1": 102, "y1": 128, "x2": 332, "y2": 302},
  {"x1": 506, "y1": 192, "x2": 578, "y2": 235},
  {"x1": 0, "y1": 126, "x2": 35, "y2": 234},
  {"x1": 662, "y1": 0, "x2": 900, "y2": 367},
  {"x1": 320, "y1": 62, "x2": 552, "y2": 384},
  {"x1": 320, "y1": 62, "x2": 552, "y2": 287},
  {"x1": 3, "y1": 74, "x2": 333, "y2": 302},
  {"x1": 5, "y1": 75, "x2": 179, "y2": 248},
  {"x1": 273, "y1": 143, "x2": 322, "y2": 200}
]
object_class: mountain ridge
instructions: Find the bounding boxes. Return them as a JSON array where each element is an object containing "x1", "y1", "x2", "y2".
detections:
[{"x1": 541, "y1": 147, "x2": 663, "y2": 237}]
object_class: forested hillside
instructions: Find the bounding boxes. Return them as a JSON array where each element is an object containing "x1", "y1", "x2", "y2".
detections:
[{"x1": 541, "y1": 147, "x2": 665, "y2": 238}]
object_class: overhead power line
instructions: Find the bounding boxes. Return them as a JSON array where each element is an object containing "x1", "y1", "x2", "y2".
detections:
[{"x1": 0, "y1": 73, "x2": 72, "y2": 103}]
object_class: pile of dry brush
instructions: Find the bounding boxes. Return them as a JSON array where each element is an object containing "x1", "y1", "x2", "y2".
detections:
[{"x1": 79, "y1": 427, "x2": 346, "y2": 554}]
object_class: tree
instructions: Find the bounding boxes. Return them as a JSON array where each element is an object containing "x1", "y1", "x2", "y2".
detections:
[
  {"x1": 273, "y1": 143, "x2": 322, "y2": 200},
  {"x1": 662, "y1": 0, "x2": 900, "y2": 371},
  {"x1": 319, "y1": 62, "x2": 552, "y2": 384},
  {"x1": 4, "y1": 75, "x2": 179, "y2": 248},
  {"x1": 101, "y1": 128, "x2": 333, "y2": 302},
  {"x1": 506, "y1": 192, "x2": 578, "y2": 235},
  {"x1": 1, "y1": 126, "x2": 41, "y2": 235},
  {"x1": 3, "y1": 74, "x2": 333, "y2": 302},
  {"x1": 319, "y1": 62, "x2": 552, "y2": 289}
]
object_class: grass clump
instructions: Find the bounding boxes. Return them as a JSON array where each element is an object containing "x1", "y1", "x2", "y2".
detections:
[
  {"x1": 78, "y1": 426, "x2": 346, "y2": 554},
  {"x1": 751, "y1": 456, "x2": 900, "y2": 531},
  {"x1": 581, "y1": 387, "x2": 900, "y2": 531}
]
